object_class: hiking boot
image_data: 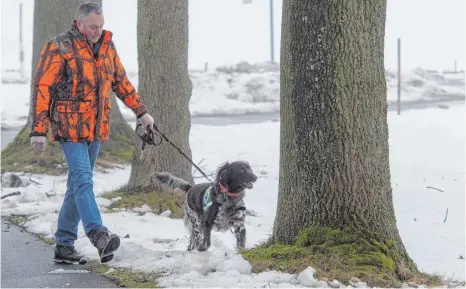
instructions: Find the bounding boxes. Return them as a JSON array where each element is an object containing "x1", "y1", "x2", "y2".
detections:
[
  {"x1": 90, "y1": 230, "x2": 120, "y2": 263},
  {"x1": 53, "y1": 245, "x2": 87, "y2": 265}
]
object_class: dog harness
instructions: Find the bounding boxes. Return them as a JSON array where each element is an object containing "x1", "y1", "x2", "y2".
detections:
[
  {"x1": 203, "y1": 186, "x2": 213, "y2": 212},
  {"x1": 203, "y1": 183, "x2": 242, "y2": 213}
]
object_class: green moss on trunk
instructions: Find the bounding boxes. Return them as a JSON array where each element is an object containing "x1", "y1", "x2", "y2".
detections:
[
  {"x1": 242, "y1": 226, "x2": 444, "y2": 288},
  {"x1": 1, "y1": 127, "x2": 66, "y2": 175},
  {"x1": 1, "y1": 122, "x2": 136, "y2": 175},
  {"x1": 102, "y1": 190, "x2": 185, "y2": 219}
]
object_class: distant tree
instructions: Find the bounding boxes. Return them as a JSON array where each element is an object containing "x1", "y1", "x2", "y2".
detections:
[
  {"x1": 2, "y1": 0, "x2": 138, "y2": 174},
  {"x1": 126, "y1": 0, "x2": 193, "y2": 191}
]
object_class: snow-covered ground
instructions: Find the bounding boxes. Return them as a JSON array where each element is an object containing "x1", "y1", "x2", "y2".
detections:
[
  {"x1": 1, "y1": 100, "x2": 464, "y2": 287},
  {"x1": 1, "y1": 64, "x2": 464, "y2": 130}
]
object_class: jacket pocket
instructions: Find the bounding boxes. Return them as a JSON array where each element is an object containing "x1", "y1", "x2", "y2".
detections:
[
  {"x1": 53, "y1": 100, "x2": 95, "y2": 141},
  {"x1": 55, "y1": 99, "x2": 92, "y2": 113}
]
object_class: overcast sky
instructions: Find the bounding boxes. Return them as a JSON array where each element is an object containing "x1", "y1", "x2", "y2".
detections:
[{"x1": 2, "y1": 0, "x2": 464, "y2": 72}]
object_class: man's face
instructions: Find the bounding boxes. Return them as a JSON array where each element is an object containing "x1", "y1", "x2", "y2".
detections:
[{"x1": 77, "y1": 12, "x2": 104, "y2": 44}]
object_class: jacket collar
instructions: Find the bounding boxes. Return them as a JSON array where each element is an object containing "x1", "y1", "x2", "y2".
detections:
[{"x1": 70, "y1": 20, "x2": 85, "y2": 41}]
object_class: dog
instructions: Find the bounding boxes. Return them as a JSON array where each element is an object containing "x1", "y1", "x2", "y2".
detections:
[{"x1": 154, "y1": 161, "x2": 257, "y2": 252}]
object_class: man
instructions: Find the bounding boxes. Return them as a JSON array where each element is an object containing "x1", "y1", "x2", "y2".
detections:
[{"x1": 29, "y1": 2, "x2": 154, "y2": 264}]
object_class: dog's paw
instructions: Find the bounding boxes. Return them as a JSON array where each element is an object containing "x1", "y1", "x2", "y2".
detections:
[{"x1": 197, "y1": 243, "x2": 209, "y2": 252}]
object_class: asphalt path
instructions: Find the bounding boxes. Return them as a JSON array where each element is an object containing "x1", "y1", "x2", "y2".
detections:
[{"x1": 1, "y1": 218, "x2": 117, "y2": 288}]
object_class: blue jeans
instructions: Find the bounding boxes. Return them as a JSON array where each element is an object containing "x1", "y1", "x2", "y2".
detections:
[{"x1": 55, "y1": 141, "x2": 107, "y2": 246}]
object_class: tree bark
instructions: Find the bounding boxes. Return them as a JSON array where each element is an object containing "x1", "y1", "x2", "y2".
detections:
[
  {"x1": 2, "y1": 0, "x2": 138, "y2": 175},
  {"x1": 272, "y1": 0, "x2": 416, "y2": 275},
  {"x1": 126, "y1": 0, "x2": 193, "y2": 191}
]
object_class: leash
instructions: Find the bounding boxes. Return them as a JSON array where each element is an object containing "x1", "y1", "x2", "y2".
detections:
[{"x1": 136, "y1": 123, "x2": 213, "y2": 183}]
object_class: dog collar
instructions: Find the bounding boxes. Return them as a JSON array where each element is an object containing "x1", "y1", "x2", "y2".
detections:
[{"x1": 219, "y1": 183, "x2": 241, "y2": 197}]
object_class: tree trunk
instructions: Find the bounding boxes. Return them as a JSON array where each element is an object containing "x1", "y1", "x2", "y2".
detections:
[
  {"x1": 272, "y1": 0, "x2": 416, "y2": 277},
  {"x1": 1, "y1": 0, "x2": 138, "y2": 175},
  {"x1": 27, "y1": 0, "x2": 93, "y2": 126},
  {"x1": 126, "y1": 0, "x2": 193, "y2": 191}
]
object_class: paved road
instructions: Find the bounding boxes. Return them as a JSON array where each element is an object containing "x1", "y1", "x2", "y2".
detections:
[
  {"x1": 1, "y1": 99, "x2": 463, "y2": 150},
  {"x1": 191, "y1": 98, "x2": 464, "y2": 126},
  {"x1": 1, "y1": 218, "x2": 117, "y2": 288}
]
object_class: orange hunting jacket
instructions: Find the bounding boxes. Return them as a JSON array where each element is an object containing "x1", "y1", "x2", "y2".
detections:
[{"x1": 29, "y1": 21, "x2": 147, "y2": 142}]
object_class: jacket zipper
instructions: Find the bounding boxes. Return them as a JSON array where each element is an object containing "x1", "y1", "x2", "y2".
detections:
[{"x1": 84, "y1": 41, "x2": 102, "y2": 138}]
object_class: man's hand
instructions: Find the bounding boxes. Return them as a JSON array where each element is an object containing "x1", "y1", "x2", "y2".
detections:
[
  {"x1": 31, "y1": 136, "x2": 46, "y2": 151},
  {"x1": 139, "y1": 113, "x2": 154, "y2": 131}
]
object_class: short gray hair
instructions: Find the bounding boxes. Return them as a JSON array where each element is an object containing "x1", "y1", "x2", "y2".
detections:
[{"x1": 76, "y1": 2, "x2": 103, "y2": 20}]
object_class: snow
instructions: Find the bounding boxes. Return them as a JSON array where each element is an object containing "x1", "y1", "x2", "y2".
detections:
[
  {"x1": 46, "y1": 269, "x2": 91, "y2": 274},
  {"x1": 1, "y1": 0, "x2": 464, "y2": 286},
  {"x1": 298, "y1": 267, "x2": 333, "y2": 288},
  {"x1": 1, "y1": 66, "x2": 464, "y2": 130},
  {"x1": 1, "y1": 100, "x2": 464, "y2": 287}
]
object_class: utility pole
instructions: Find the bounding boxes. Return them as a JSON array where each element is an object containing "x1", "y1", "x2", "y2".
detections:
[
  {"x1": 269, "y1": 0, "x2": 274, "y2": 63},
  {"x1": 243, "y1": 0, "x2": 274, "y2": 63},
  {"x1": 397, "y1": 38, "x2": 401, "y2": 115},
  {"x1": 19, "y1": 2, "x2": 25, "y2": 80}
]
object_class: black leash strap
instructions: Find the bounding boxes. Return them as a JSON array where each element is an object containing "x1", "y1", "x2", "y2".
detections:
[{"x1": 136, "y1": 123, "x2": 213, "y2": 183}]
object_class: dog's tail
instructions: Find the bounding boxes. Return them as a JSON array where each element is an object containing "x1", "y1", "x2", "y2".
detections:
[{"x1": 153, "y1": 172, "x2": 193, "y2": 193}]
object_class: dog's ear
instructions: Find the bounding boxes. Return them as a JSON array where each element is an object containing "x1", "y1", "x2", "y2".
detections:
[{"x1": 217, "y1": 162, "x2": 231, "y2": 189}]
